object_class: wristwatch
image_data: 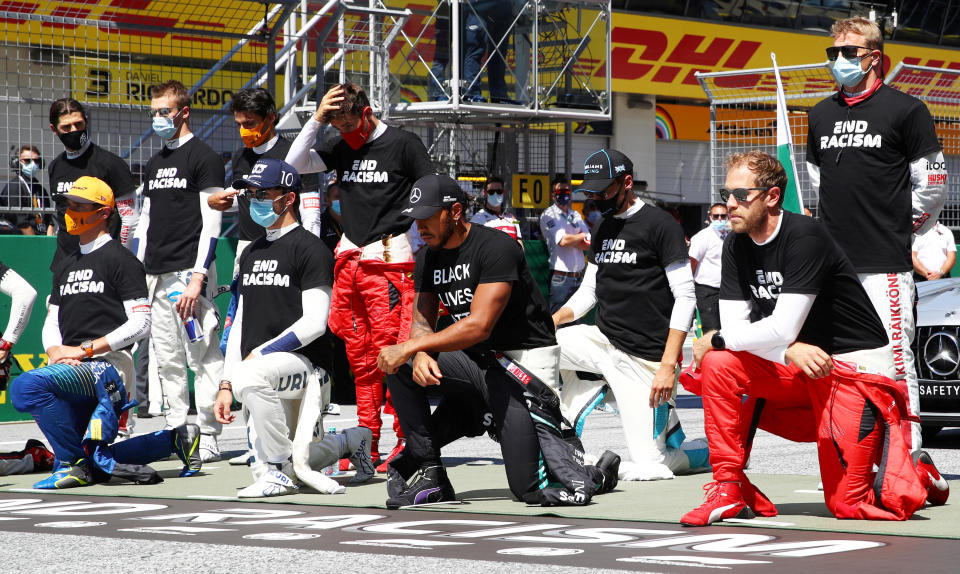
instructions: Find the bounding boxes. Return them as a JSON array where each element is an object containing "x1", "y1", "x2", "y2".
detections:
[
  {"x1": 0, "y1": 339, "x2": 12, "y2": 352},
  {"x1": 711, "y1": 331, "x2": 726, "y2": 351},
  {"x1": 81, "y1": 340, "x2": 94, "y2": 358}
]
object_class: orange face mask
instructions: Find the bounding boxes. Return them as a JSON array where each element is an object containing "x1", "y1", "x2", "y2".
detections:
[
  {"x1": 64, "y1": 207, "x2": 104, "y2": 236},
  {"x1": 240, "y1": 115, "x2": 272, "y2": 148}
]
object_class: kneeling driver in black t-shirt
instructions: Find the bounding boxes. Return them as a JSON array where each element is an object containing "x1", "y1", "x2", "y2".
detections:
[{"x1": 377, "y1": 174, "x2": 619, "y2": 509}]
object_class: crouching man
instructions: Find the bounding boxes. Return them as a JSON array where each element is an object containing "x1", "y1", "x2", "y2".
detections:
[
  {"x1": 378, "y1": 174, "x2": 619, "y2": 509},
  {"x1": 683, "y1": 151, "x2": 948, "y2": 526},
  {"x1": 10, "y1": 177, "x2": 202, "y2": 488},
  {"x1": 214, "y1": 159, "x2": 373, "y2": 498}
]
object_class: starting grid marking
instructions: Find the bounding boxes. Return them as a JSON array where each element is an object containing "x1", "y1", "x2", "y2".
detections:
[{"x1": 0, "y1": 492, "x2": 953, "y2": 572}]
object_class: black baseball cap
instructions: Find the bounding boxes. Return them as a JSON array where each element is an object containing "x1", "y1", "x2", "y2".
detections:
[
  {"x1": 401, "y1": 174, "x2": 467, "y2": 219},
  {"x1": 575, "y1": 149, "x2": 633, "y2": 195}
]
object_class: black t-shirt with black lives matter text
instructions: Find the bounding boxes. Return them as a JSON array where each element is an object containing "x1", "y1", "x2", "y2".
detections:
[
  {"x1": 230, "y1": 136, "x2": 321, "y2": 241},
  {"x1": 720, "y1": 211, "x2": 888, "y2": 354},
  {"x1": 415, "y1": 224, "x2": 556, "y2": 352},
  {"x1": 806, "y1": 84, "x2": 941, "y2": 273},
  {"x1": 315, "y1": 126, "x2": 434, "y2": 246},
  {"x1": 237, "y1": 226, "x2": 334, "y2": 365},
  {"x1": 143, "y1": 137, "x2": 225, "y2": 274},
  {"x1": 591, "y1": 204, "x2": 688, "y2": 361},
  {"x1": 48, "y1": 143, "x2": 136, "y2": 269},
  {"x1": 50, "y1": 239, "x2": 148, "y2": 348}
]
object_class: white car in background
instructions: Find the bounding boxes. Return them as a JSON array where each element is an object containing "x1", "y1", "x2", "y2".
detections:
[{"x1": 914, "y1": 277, "x2": 960, "y2": 440}]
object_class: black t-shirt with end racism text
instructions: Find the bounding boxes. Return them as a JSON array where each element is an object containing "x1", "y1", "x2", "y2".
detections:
[
  {"x1": 237, "y1": 226, "x2": 335, "y2": 365},
  {"x1": 720, "y1": 211, "x2": 888, "y2": 354},
  {"x1": 48, "y1": 144, "x2": 136, "y2": 269},
  {"x1": 316, "y1": 126, "x2": 434, "y2": 246},
  {"x1": 806, "y1": 84, "x2": 941, "y2": 273},
  {"x1": 415, "y1": 224, "x2": 556, "y2": 352},
  {"x1": 50, "y1": 239, "x2": 148, "y2": 348},
  {"x1": 591, "y1": 204, "x2": 689, "y2": 361},
  {"x1": 143, "y1": 138, "x2": 225, "y2": 274},
  {"x1": 230, "y1": 136, "x2": 321, "y2": 241}
]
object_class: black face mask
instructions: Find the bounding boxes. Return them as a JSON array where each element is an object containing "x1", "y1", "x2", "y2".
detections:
[
  {"x1": 57, "y1": 129, "x2": 88, "y2": 151},
  {"x1": 596, "y1": 181, "x2": 626, "y2": 217}
]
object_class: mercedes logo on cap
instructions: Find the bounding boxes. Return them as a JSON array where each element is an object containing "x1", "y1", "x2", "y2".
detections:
[
  {"x1": 410, "y1": 187, "x2": 421, "y2": 203},
  {"x1": 924, "y1": 331, "x2": 960, "y2": 377}
]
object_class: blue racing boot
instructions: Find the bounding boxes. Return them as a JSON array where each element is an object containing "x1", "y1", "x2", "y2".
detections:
[{"x1": 33, "y1": 459, "x2": 93, "y2": 489}]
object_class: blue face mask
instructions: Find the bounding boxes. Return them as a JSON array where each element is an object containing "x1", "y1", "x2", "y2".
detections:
[
  {"x1": 486, "y1": 193, "x2": 504, "y2": 208},
  {"x1": 710, "y1": 219, "x2": 729, "y2": 236},
  {"x1": 249, "y1": 197, "x2": 282, "y2": 228},
  {"x1": 831, "y1": 54, "x2": 868, "y2": 87},
  {"x1": 331, "y1": 199, "x2": 341, "y2": 215},
  {"x1": 152, "y1": 109, "x2": 181, "y2": 140},
  {"x1": 20, "y1": 161, "x2": 39, "y2": 180}
]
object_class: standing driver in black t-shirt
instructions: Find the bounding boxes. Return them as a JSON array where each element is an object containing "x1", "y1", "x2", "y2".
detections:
[
  {"x1": 133, "y1": 80, "x2": 225, "y2": 462},
  {"x1": 683, "y1": 151, "x2": 947, "y2": 526},
  {"x1": 213, "y1": 159, "x2": 374, "y2": 498},
  {"x1": 47, "y1": 98, "x2": 139, "y2": 267},
  {"x1": 287, "y1": 83, "x2": 436, "y2": 471},
  {"x1": 806, "y1": 17, "x2": 947, "y2": 451},
  {"x1": 553, "y1": 149, "x2": 708, "y2": 482},
  {"x1": 377, "y1": 174, "x2": 619, "y2": 509}
]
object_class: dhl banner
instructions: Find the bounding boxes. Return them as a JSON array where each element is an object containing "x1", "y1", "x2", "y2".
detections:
[
  {"x1": 71, "y1": 58, "x2": 283, "y2": 111},
  {"x1": 7, "y1": 2, "x2": 960, "y2": 100}
]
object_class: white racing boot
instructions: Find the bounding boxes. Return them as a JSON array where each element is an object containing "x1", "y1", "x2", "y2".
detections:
[{"x1": 238, "y1": 459, "x2": 298, "y2": 498}]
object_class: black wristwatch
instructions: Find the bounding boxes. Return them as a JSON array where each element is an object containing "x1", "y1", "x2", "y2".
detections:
[{"x1": 711, "y1": 331, "x2": 726, "y2": 351}]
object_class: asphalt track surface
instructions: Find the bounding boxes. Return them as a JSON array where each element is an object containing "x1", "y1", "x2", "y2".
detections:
[{"x1": 2, "y1": 398, "x2": 959, "y2": 573}]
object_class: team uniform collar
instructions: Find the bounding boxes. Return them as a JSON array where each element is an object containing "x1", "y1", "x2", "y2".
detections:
[
  {"x1": 79, "y1": 234, "x2": 112, "y2": 254},
  {"x1": 65, "y1": 140, "x2": 92, "y2": 160},
  {"x1": 253, "y1": 134, "x2": 280, "y2": 155},
  {"x1": 165, "y1": 132, "x2": 194, "y2": 150},
  {"x1": 266, "y1": 222, "x2": 299, "y2": 242}
]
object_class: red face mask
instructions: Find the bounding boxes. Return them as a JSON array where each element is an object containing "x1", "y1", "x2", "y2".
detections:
[{"x1": 341, "y1": 107, "x2": 373, "y2": 150}]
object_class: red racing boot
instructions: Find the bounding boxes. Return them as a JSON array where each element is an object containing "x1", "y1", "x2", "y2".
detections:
[
  {"x1": 914, "y1": 450, "x2": 950, "y2": 506},
  {"x1": 681, "y1": 481, "x2": 755, "y2": 526}
]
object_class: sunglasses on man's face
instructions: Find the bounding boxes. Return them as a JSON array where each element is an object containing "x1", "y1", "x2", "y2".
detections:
[
  {"x1": 719, "y1": 187, "x2": 770, "y2": 203},
  {"x1": 709, "y1": 213, "x2": 728, "y2": 220},
  {"x1": 486, "y1": 188, "x2": 504, "y2": 195},
  {"x1": 242, "y1": 187, "x2": 284, "y2": 201},
  {"x1": 826, "y1": 45, "x2": 872, "y2": 62},
  {"x1": 148, "y1": 107, "x2": 179, "y2": 119}
]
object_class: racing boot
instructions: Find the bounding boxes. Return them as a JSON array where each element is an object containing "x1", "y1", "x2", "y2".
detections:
[
  {"x1": 199, "y1": 433, "x2": 221, "y2": 463},
  {"x1": 595, "y1": 450, "x2": 621, "y2": 494},
  {"x1": 914, "y1": 449, "x2": 950, "y2": 506},
  {"x1": 342, "y1": 426, "x2": 376, "y2": 483},
  {"x1": 171, "y1": 423, "x2": 202, "y2": 477},
  {"x1": 33, "y1": 459, "x2": 94, "y2": 490},
  {"x1": 385, "y1": 465, "x2": 456, "y2": 509},
  {"x1": 238, "y1": 459, "x2": 299, "y2": 498},
  {"x1": 680, "y1": 481, "x2": 755, "y2": 526}
]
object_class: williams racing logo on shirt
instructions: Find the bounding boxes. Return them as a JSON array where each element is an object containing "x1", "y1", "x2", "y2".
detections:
[
  {"x1": 243, "y1": 259, "x2": 291, "y2": 287},
  {"x1": 595, "y1": 238, "x2": 637, "y2": 264},
  {"x1": 750, "y1": 270, "x2": 783, "y2": 300},
  {"x1": 342, "y1": 159, "x2": 387, "y2": 183},
  {"x1": 149, "y1": 167, "x2": 187, "y2": 190},
  {"x1": 60, "y1": 268, "x2": 105, "y2": 295},
  {"x1": 818, "y1": 120, "x2": 882, "y2": 150}
]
